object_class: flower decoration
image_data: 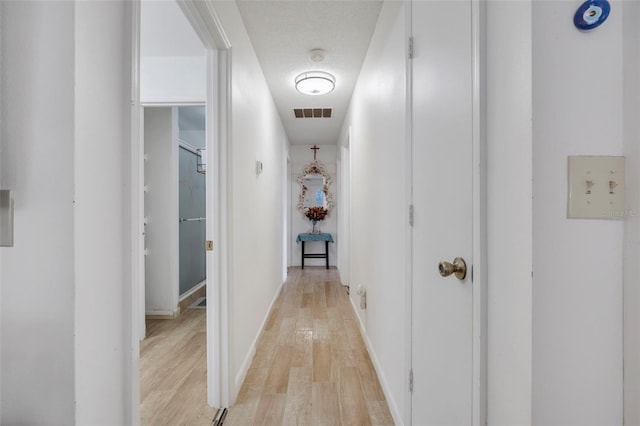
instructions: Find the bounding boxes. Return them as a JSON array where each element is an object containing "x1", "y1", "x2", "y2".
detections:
[{"x1": 305, "y1": 206, "x2": 328, "y2": 222}]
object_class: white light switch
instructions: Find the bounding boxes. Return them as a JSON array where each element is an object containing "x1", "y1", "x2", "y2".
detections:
[{"x1": 568, "y1": 155, "x2": 626, "y2": 219}]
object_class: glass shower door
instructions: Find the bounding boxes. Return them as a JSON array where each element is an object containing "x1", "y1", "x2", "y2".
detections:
[{"x1": 179, "y1": 146, "x2": 206, "y2": 296}]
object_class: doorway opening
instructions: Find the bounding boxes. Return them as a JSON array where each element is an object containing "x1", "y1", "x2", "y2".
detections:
[
  {"x1": 143, "y1": 105, "x2": 207, "y2": 319},
  {"x1": 338, "y1": 129, "x2": 351, "y2": 290},
  {"x1": 131, "y1": 0, "x2": 232, "y2": 422}
]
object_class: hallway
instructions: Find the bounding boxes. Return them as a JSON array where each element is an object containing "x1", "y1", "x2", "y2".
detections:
[{"x1": 224, "y1": 267, "x2": 394, "y2": 425}]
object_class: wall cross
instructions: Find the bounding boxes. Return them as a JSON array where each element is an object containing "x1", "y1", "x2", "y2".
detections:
[{"x1": 310, "y1": 144, "x2": 320, "y2": 160}]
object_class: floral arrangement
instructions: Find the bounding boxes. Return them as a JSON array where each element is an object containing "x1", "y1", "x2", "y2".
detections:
[{"x1": 305, "y1": 206, "x2": 328, "y2": 222}]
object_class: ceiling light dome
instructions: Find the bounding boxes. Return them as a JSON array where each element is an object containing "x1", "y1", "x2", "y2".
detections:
[{"x1": 295, "y1": 71, "x2": 335, "y2": 96}]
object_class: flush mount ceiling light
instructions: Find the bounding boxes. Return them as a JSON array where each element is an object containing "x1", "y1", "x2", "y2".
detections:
[{"x1": 295, "y1": 71, "x2": 335, "y2": 96}]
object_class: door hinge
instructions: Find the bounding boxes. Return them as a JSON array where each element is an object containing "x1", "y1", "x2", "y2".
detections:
[
  {"x1": 409, "y1": 204, "x2": 414, "y2": 227},
  {"x1": 408, "y1": 37, "x2": 414, "y2": 59},
  {"x1": 409, "y1": 369, "x2": 414, "y2": 392}
]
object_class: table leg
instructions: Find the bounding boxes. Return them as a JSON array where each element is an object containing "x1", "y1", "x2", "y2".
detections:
[
  {"x1": 301, "y1": 241, "x2": 305, "y2": 270},
  {"x1": 325, "y1": 241, "x2": 329, "y2": 269}
]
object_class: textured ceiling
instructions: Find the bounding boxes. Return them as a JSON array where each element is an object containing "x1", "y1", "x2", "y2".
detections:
[{"x1": 236, "y1": 0, "x2": 383, "y2": 146}]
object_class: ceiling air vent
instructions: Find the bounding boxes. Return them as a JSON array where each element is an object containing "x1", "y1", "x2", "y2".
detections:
[{"x1": 293, "y1": 108, "x2": 332, "y2": 118}]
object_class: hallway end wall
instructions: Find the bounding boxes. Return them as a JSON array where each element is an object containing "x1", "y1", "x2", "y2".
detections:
[
  {"x1": 289, "y1": 145, "x2": 338, "y2": 268},
  {"x1": 210, "y1": 1, "x2": 290, "y2": 398},
  {"x1": 339, "y1": 2, "x2": 407, "y2": 424}
]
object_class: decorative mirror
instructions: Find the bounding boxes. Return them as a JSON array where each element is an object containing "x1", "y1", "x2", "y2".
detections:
[{"x1": 297, "y1": 160, "x2": 334, "y2": 214}]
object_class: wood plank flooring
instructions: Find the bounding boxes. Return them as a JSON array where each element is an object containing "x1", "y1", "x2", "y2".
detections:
[
  {"x1": 140, "y1": 309, "x2": 216, "y2": 425},
  {"x1": 224, "y1": 267, "x2": 395, "y2": 425},
  {"x1": 140, "y1": 267, "x2": 394, "y2": 425}
]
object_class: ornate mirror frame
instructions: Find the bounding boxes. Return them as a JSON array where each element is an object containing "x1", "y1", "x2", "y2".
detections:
[{"x1": 297, "y1": 160, "x2": 334, "y2": 214}]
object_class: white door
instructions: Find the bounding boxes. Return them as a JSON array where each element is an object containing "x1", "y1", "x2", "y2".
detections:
[{"x1": 411, "y1": 0, "x2": 474, "y2": 424}]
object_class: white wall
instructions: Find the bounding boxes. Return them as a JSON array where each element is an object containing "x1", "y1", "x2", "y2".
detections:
[
  {"x1": 485, "y1": 1, "x2": 533, "y2": 424},
  {"x1": 140, "y1": 56, "x2": 207, "y2": 104},
  {"x1": 485, "y1": 2, "x2": 640, "y2": 424},
  {"x1": 622, "y1": 2, "x2": 640, "y2": 424},
  {"x1": 209, "y1": 1, "x2": 289, "y2": 398},
  {"x1": 144, "y1": 107, "x2": 179, "y2": 315},
  {"x1": 140, "y1": 0, "x2": 206, "y2": 103},
  {"x1": 338, "y1": 2, "x2": 407, "y2": 423},
  {"x1": 1, "y1": 1, "x2": 134, "y2": 424},
  {"x1": 74, "y1": 2, "x2": 133, "y2": 423},
  {"x1": 532, "y1": 1, "x2": 625, "y2": 424},
  {"x1": 1, "y1": 3, "x2": 75, "y2": 423},
  {"x1": 289, "y1": 145, "x2": 338, "y2": 267}
]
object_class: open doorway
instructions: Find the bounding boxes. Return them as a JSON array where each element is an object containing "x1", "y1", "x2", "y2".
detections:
[
  {"x1": 133, "y1": 0, "x2": 231, "y2": 422},
  {"x1": 143, "y1": 105, "x2": 207, "y2": 318},
  {"x1": 138, "y1": 0, "x2": 210, "y2": 422},
  {"x1": 338, "y1": 129, "x2": 351, "y2": 289}
]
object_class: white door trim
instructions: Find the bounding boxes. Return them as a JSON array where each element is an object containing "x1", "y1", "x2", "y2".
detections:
[
  {"x1": 129, "y1": 2, "x2": 143, "y2": 423},
  {"x1": 177, "y1": 0, "x2": 232, "y2": 409},
  {"x1": 337, "y1": 129, "x2": 352, "y2": 288},
  {"x1": 404, "y1": 1, "x2": 414, "y2": 423},
  {"x1": 471, "y1": 0, "x2": 488, "y2": 424}
]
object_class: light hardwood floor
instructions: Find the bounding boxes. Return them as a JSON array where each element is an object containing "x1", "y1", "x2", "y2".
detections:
[
  {"x1": 140, "y1": 267, "x2": 394, "y2": 425},
  {"x1": 224, "y1": 267, "x2": 394, "y2": 425},
  {"x1": 141, "y1": 308, "x2": 216, "y2": 425}
]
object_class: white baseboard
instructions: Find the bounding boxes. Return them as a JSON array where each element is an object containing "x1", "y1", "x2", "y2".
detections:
[
  {"x1": 145, "y1": 309, "x2": 179, "y2": 318},
  {"x1": 232, "y1": 280, "x2": 286, "y2": 403},
  {"x1": 349, "y1": 297, "x2": 405, "y2": 426}
]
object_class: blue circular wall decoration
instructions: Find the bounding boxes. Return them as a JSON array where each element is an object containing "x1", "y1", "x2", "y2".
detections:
[{"x1": 574, "y1": 0, "x2": 610, "y2": 31}]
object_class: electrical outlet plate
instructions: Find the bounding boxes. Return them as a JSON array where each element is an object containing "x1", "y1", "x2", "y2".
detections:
[{"x1": 568, "y1": 155, "x2": 625, "y2": 220}]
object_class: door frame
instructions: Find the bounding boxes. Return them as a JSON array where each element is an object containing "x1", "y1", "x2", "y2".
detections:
[
  {"x1": 129, "y1": 0, "x2": 232, "y2": 418},
  {"x1": 404, "y1": 0, "x2": 487, "y2": 424},
  {"x1": 284, "y1": 155, "x2": 290, "y2": 280},
  {"x1": 470, "y1": 0, "x2": 488, "y2": 424},
  {"x1": 338, "y1": 128, "x2": 352, "y2": 288}
]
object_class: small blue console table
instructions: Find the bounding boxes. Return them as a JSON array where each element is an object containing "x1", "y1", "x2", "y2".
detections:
[{"x1": 296, "y1": 233, "x2": 334, "y2": 269}]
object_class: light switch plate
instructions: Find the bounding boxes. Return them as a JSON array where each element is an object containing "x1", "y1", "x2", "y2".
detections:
[{"x1": 568, "y1": 155, "x2": 626, "y2": 219}]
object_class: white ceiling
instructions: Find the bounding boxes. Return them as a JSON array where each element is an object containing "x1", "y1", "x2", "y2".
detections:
[{"x1": 236, "y1": 0, "x2": 383, "y2": 146}]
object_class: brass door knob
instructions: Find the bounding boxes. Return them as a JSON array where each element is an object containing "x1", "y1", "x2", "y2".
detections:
[{"x1": 439, "y1": 257, "x2": 467, "y2": 280}]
